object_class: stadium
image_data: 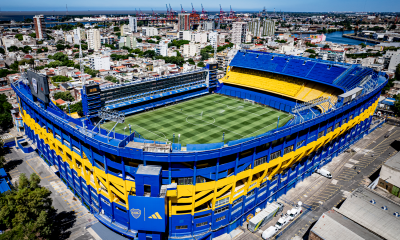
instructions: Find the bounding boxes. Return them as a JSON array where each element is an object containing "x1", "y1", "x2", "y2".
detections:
[{"x1": 12, "y1": 50, "x2": 387, "y2": 240}]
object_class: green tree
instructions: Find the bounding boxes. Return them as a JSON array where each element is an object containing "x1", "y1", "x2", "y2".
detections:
[
  {"x1": 7, "y1": 46, "x2": 19, "y2": 52},
  {"x1": 200, "y1": 51, "x2": 210, "y2": 61},
  {"x1": 52, "y1": 75, "x2": 70, "y2": 82},
  {"x1": 323, "y1": 44, "x2": 330, "y2": 48},
  {"x1": 0, "y1": 69, "x2": 17, "y2": 78},
  {"x1": 28, "y1": 33, "x2": 36, "y2": 38},
  {"x1": 305, "y1": 49, "x2": 316, "y2": 54},
  {"x1": 197, "y1": 62, "x2": 205, "y2": 68},
  {"x1": 0, "y1": 48, "x2": 4, "y2": 54},
  {"x1": 359, "y1": 43, "x2": 367, "y2": 48},
  {"x1": 113, "y1": 27, "x2": 120, "y2": 32},
  {"x1": 309, "y1": 54, "x2": 317, "y2": 59},
  {"x1": 15, "y1": 34, "x2": 23, "y2": 41},
  {"x1": 105, "y1": 75, "x2": 119, "y2": 83},
  {"x1": 69, "y1": 101, "x2": 83, "y2": 116},
  {"x1": 143, "y1": 50, "x2": 157, "y2": 58},
  {"x1": 0, "y1": 173, "x2": 57, "y2": 239},
  {"x1": 0, "y1": 94, "x2": 13, "y2": 130},
  {"x1": 187, "y1": 58, "x2": 195, "y2": 65},
  {"x1": 54, "y1": 91, "x2": 74, "y2": 102},
  {"x1": 19, "y1": 46, "x2": 32, "y2": 54}
]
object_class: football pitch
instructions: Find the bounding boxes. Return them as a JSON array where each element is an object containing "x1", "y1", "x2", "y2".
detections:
[{"x1": 101, "y1": 94, "x2": 292, "y2": 146}]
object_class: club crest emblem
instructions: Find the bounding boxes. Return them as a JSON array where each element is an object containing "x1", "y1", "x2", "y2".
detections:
[{"x1": 130, "y1": 209, "x2": 141, "y2": 219}]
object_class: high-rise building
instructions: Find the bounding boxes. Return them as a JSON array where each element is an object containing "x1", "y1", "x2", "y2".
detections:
[
  {"x1": 87, "y1": 29, "x2": 101, "y2": 51},
  {"x1": 129, "y1": 16, "x2": 138, "y2": 33},
  {"x1": 73, "y1": 27, "x2": 83, "y2": 44},
  {"x1": 121, "y1": 24, "x2": 131, "y2": 36},
  {"x1": 247, "y1": 19, "x2": 275, "y2": 37},
  {"x1": 183, "y1": 42, "x2": 199, "y2": 57},
  {"x1": 142, "y1": 27, "x2": 158, "y2": 37},
  {"x1": 89, "y1": 56, "x2": 110, "y2": 70},
  {"x1": 33, "y1": 15, "x2": 46, "y2": 40},
  {"x1": 203, "y1": 21, "x2": 215, "y2": 31},
  {"x1": 209, "y1": 32, "x2": 219, "y2": 49},
  {"x1": 231, "y1": 22, "x2": 248, "y2": 44},
  {"x1": 178, "y1": 13, "x2": 190, "y2": 31}
]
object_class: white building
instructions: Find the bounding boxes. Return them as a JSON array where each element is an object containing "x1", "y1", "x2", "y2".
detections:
[
  {"x1": 87, "y1": 29, "x2": 101, "y2": 51},
  {"x1": 89, "y1": 56, "x2": 110, "y2": 70},
  {"x1": 157, "y1": 41, "x2": 169, "y2": 57},
  {"x1": 179, "y1": 31, "x2": 191, "y2": 41},
  {"x1": 73, "y1": 28, "x2": 82, "y2": 44},
  {"x1": 121, "y1": 24, "x2": 131, "y2": 36},
  {"x1": 248, "y1": 19, "x2": 276, "y2": 37},
  {"x1": 232, "y1": 22, "x2": 248, "y2": 44},
  {"x1": 129, "y1": 16, "x2": 138, "y2": 33},
  {"x1": 194, "y1": 32, "x2": 208, "y2": 44},
  {"x1": 183, "y1": 42, "x2": 199, "y2": 57},
  {"x1": 142, "y1": 27, "x2": 158, "y2": 37},
  {"x1": 64, "y1": 34, "x2": 73, "y2": 44},
  {"x1": 203, "y1": 21, "x2": 214, "y2": 31},
  {"x1": 388, "y1": 50, "x2": 400, "y2": 73},
  {"x1": 209, "y1": 32, "x2": 219, "y2": 49}
]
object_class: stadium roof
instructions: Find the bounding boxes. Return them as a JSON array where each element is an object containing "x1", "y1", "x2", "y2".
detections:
[
  {"x1": 335, "y1": 187, "x2": 400, "y2": 240},
  {"x1": 311, "y1": 210, "x2": 383, "y2": 240}
]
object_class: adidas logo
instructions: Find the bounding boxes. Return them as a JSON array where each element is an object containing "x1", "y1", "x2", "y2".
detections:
[{"x1": 148, "y1": 212, "x2": 162, "y2": 220}]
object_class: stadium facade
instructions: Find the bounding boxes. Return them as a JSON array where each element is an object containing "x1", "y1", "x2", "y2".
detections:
[{"x1": 12, "y1": 51, "x2": 387, "y2": 240}]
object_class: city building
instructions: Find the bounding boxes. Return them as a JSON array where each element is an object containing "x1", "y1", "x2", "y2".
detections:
[
  {"x1": 311, "y1": 187, "x2": 400, "y2": 240},
  {"x1": 183, "y1": 42, "x2": 199, "y2": 57},
  {"x1": 388, "y1": 50, "x2": 400, "y2": 73},
  {"x1": 157, "y1": 41, "x2": 169, "y2": 57},
  {"x1": 209, "y1": 32, "x2": 219, "y2": 49},
  {"x1": 179, "y1": 31, "x2": 191, "y2": 41},
  {"x1": 129, "y1": 16, "x2": 138, "y2": 33},
  {"x1": 73, "y1": 28, "x2": 83, "y2": 44},
  {"x1": 89, "y1": 56, "x2": 111, "y2": 71},
  {"x1": 203, "y1": 21, "x2": 215, "y2": 31},
  {"x1": 194, "y1": 32, "x2": 208, "y2": 44},
  {"x1": 87, "y1": 29, "x2": 101, "y2": 51},
  {"x1": 33, "y1": 15, "x2": 46, "y2": 40},
  {"x1": 178, "y1": 13, "x2": 191, "y2": 31},
  {"x1": 378, "y1": 152, "x2": 400, "y2": 198},
  {"x1": 248, "y1": 19, "x2": 276, "y2": 37},
  {"x1": 142, "y1": 27, "x2": 158, "y2": 37},
  {"x1": 232, "y1": 22, "x2": 248, "y2": 44},
  {"x1": 121, "y1": 24, "x2": 131, "y2": 36}
]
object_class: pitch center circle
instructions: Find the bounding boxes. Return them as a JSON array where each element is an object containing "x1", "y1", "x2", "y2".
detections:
[{"x1": 186, "y1": 115, "x2": 216, "y2": 126}]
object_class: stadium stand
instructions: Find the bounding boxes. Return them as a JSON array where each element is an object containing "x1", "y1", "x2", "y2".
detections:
[{"x1": 11, "y1": 50, "x2": 388, "y2": 240}]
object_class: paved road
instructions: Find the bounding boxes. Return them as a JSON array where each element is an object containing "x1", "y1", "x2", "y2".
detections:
[
  {"x1": 236, "y1": 123, "x2": 398, "y2": 240},
  {"x1": 3, "y1": 146, "x2": 97, "y2": 240}
]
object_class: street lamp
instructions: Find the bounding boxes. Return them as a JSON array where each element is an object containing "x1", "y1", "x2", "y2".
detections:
[
  {"x1": 178, "y1": 134, "x2": 181, "y2": 145},
  {"x1": 173, "y1": 133, "x2": 175, "y2": 144},
  {"x1": 124, "y1": 127, "x2": 127, "y2": 135},
  {"x1": 129, "y1": 124, "x2": 131, "y2": 134}
]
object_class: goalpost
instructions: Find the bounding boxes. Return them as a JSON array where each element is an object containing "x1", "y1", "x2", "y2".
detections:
[{"x1": 244, "y1": 99, "x2": 255, "y2": 105}]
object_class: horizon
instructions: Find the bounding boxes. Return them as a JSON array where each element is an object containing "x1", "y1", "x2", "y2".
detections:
[{"x1": 1, "y1": 0, "x2": 400, "y2": 13}]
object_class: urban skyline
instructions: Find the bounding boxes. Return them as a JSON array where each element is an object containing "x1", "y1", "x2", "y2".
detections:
[{"x1": 1, "y1": 0, "x2": 400, "y2": 12}]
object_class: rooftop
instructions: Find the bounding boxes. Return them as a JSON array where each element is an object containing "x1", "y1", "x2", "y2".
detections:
[
  {"x1": 335, "y1": 187, "x2": 400, "y2": 240},
  {"x1": 311, "y1": 209, "x2": 382, "y2": 240},
  {"x1": 384, "y1": 151, "x2": 400, "y2": 171}
]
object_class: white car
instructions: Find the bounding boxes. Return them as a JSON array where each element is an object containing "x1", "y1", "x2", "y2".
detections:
[
  {"x1": 274, "y1": 211, "x2": 291, "y2": 230},
  {"x1": 288, "y1": 201, "x2": 303, "y2": 220},
  {"x1": 262, "y1": 226, "x2": 278, "y2": 239},
  {"x1": 315, "y1": 168, "x2": 332, "y2": 178}
]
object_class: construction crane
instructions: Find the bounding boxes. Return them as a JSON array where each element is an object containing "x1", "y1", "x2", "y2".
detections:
[
  {"x1": 191, "y1": 3, "x2": 196, "y2": 14},
  {"x1": 201, "y1": 4, "x2": 207, "y2": 20},
  {"x1": 135, "y1": 8, "x2": 139, "y2": 17},
  {"x1": 229, "y1": 5, "x2": 235, "y2": 19},
  {"x1": 169, "y1": 4, "x2": 174, "y2": 19},
  {"x1": 181, "y1": 4, "x2": 185, "y2": 13},
  {"x1": 219, "y1": 4, "x2": 224, "y2": 20}
]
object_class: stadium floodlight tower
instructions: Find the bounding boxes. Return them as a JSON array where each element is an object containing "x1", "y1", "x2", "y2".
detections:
[{"x1": 79, "y1": 41, "x2": 85, "y2": 86}]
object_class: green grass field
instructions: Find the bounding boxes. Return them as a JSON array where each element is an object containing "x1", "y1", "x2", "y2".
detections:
[{"x1": 101, "y1": 94, "x2": 292, "y2": 146}]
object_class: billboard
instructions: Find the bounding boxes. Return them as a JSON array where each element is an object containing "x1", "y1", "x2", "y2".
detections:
[
  {"x1": 85, "y1": 84, "x2": 100, "y2": 95},
  {"x1": 27, "y1": 70, "x2": 50, "y2": 104},
  {"x1": 128, "y1": 195, "x2": 166, "y2": 232}
]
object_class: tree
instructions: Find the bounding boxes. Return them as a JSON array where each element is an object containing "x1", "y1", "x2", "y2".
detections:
[
  {"x1": 0, "y1": 173, "x2": 57, "y2": 239},
  {"x1": 0, "y1": 48, "x2": 4, "y2": 54},
  {"x1": 143, "y1": 50, "x2": 156, "y2": 58},
  {"x1": 20, "y1": 46, "x2": 32, "y2": 54},
  {"x1": 309, "y1": 54, "x2": 317, "y2": 59},
  {"x1": 7, "y1": 46, "x2": 19, "y2": 52},
  {"x1": 187, "y1": 58, "x2": 195, "y2": 65},
  {"x1": 200, "y1": 51, "x2": 210, "y2": 61},
  {"x1": 105, "y1": 75, "x2": 119, "y2": 83},
  {"x1": 197, "y1": 62, "x2": 205, "y2": 68},
  {"x1": 28, "y1": 33, "x2": 36, "y2": 38},
  {"x1": 15, "y1": 34, "x2": 23, "y2": 41},
  {"x1": 305, "y1": 49, "x2": 316, "y2": 54},
  {"x1": 0, "y1": 94, "x2": 13, "y2": 130},
  {"x1": 54, "y1": 91, "x2": 74, "y2": 102},
  {"x1": 0, "y1": 69, "x2": 17, "y2": 78},
  {"x1": 359, "y1": 43, "x2": 367, "y2": 48},
  {"x1": 323, "y1": 44, "x2": 330, "y2": 49},
  {"x1": 52, "y1": 75, "x2": 70, "y2": 82}
]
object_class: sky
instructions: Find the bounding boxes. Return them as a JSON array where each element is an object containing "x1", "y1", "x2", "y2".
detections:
[{"x1": 1, "y1": 0, "x2": 400, "y2": 12}]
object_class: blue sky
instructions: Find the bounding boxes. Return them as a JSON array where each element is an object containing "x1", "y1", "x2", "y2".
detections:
[{"x1": 1, "y1": 0, "x2": 400, "y2": 12}]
